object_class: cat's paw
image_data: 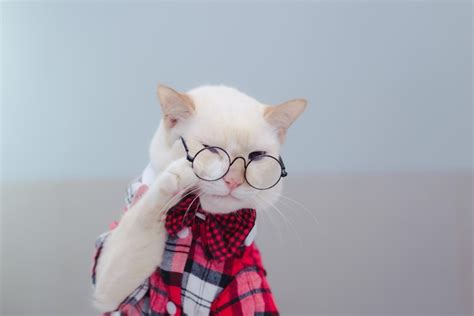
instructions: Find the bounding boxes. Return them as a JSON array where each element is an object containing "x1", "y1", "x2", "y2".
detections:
[
  {"x1": 165, "y1": 157, "x2": 199, "y2": 194},
  {"x1": 156, "y1": 157, "x2": 198, "y2": 198}
]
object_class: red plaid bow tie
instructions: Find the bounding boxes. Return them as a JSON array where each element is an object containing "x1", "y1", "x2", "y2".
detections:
[{"x1": 165, "y1": 193, "x2": 257, "y2": 261}]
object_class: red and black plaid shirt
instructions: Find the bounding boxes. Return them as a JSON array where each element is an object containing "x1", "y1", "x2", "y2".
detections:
[{"x1": 92, "y1": 165, "x2": 279, "y2": 315}]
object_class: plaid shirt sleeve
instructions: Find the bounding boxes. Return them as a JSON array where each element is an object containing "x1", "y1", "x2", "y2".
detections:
[
  {"x1": 210, "y1": 250, "x2": 279, "y2": 316},
  {"x1": 91, "y1": 178, "x2": 151, "y2": 314}
]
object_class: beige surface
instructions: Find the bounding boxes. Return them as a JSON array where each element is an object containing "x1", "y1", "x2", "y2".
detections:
[{"x1": 1, "y1": 173, "x2": 472, "y2": 315}]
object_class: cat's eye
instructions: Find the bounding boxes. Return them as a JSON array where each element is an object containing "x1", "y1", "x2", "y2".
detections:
[
  {"x1": 248, "y1": 151, "x2": 266, "y2": 161},
  {"x1": 180, "y1": 136, "x2": 287, "y2": 190},
  {"x1": 202, "y1": 144, "x2": 219, "y2": 154}
]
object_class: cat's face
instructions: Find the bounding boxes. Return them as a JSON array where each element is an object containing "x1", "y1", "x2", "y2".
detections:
[{"x1": 150, "y1": 85, "x2": 306, "y2": 213}]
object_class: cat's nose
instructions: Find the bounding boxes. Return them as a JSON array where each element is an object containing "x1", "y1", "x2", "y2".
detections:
[{"x1": 223, "y1": 175, "x2": 244, "y2": 191}]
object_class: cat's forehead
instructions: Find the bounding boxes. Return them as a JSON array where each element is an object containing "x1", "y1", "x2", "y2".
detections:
[
  {"x1": 189, "y1": 119, "x2": 277, "y2": 151},
  {"x1": 185, "y1": 85, "x2": 280, "y2": 152},
  {"x1": 190, "y1": 90, "x2": 264, "y2": 121},
  {"x1": 187, "y1": 85, "x2": 263, "y2": 109}
]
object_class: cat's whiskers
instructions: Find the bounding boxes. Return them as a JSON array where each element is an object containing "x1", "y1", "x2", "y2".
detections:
[
  {"x1": 255, "y1": 195, "x2": 303, "y2": 245},
  {"x1": 157, "y1": 185, "x2": 201, "y2": 222},
  {"x1": 254, "y1": 197, "x2": 283, "y2": 242},
  {"x1": 181, "y1": 192, "x2": 203, "y2": 227},
  {"x1": 163, "y1": 185, "x2": 199, "y2": 210},
  {"x1": 263, "y1": 190, "x2": 320, "y2": 227}
]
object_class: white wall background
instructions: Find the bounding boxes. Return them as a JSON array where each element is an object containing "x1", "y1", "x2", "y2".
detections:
[{"x1": 1, "y1": 1, "x2": 472, "y2": 182}]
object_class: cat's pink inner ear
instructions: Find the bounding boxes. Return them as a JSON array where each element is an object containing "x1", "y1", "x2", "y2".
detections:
[
  {"x1": 264, "y1": 99, "x2": 308, "y2": 143},
  {"x1": 157, "y1": 85, "x2": 195, "y2": 129}
]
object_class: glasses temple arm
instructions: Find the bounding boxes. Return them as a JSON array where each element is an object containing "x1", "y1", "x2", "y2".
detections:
[
  {"x1": 180, "y1": 136, "x2": 194, "y2": 162},
  {"x1": 279, "y1": 155, "x2": 288, "y2": 177}
]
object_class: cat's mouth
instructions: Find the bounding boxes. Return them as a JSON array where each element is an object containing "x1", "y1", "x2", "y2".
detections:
[{"x1": 206, "y1": 193, "x2": 240, "y2": 202}]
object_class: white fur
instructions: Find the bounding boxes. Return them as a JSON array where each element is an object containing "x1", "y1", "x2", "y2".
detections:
[{"x1": 93, "y1": 85, "x2": 304, "y2": 312}]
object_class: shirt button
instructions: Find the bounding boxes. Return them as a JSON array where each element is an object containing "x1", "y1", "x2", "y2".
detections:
[
  {"x1": 166, "y1": 301, "x2": 177, "y2": 315},
  {"x1": 177, "y1": 227, "x2": 189, "y2": 239}
]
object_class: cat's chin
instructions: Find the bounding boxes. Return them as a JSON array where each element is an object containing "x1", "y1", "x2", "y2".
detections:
[{"x1": 199, "y1": 193, "x2": 253, "y2": 214}]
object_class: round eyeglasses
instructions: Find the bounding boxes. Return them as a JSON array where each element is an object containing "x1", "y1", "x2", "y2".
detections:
[{"x1": 180, "y1": 136, "x2": 287, "y2": 190}]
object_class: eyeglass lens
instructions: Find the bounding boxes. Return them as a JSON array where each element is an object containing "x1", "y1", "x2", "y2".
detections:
[{"x1": 192, "y1": 147, "x2": 282, "y2": 189}]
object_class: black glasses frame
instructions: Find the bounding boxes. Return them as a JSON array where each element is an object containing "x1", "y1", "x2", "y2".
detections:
[{"x1": 180, "y1": 136, "x2": 287, "y2": 190}]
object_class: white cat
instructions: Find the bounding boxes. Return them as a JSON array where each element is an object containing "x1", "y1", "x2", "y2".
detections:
[{"x1": 93, "y1": 84, "x2": 307, "y2": 313}]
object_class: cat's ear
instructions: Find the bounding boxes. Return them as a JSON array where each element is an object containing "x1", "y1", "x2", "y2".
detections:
[
  {"x1": 157, "y1": 84, "x2": 195, "y2": 129},
  {"x1": 264, "y1": 99, "x2": 307, "y2": 143}
]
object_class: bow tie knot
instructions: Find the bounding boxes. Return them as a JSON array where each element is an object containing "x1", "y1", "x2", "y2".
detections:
[{"x1": 165, "y1": 194, "x2": 257, "y2": 261}]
